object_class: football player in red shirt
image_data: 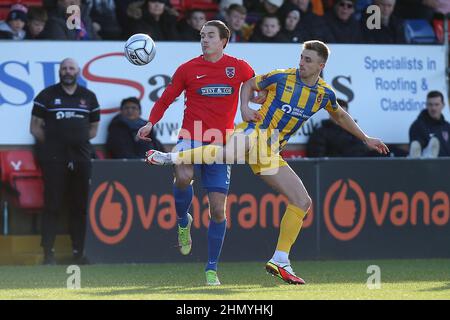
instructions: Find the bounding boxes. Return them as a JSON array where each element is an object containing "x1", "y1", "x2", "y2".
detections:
[{"x1": 137, "y1": 20, "x2": 264, "y2": 285}]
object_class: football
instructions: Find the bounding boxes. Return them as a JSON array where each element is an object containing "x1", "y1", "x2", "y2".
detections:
[{"x1": 124, "y1": 33, "x2": 156, "y2": 66}]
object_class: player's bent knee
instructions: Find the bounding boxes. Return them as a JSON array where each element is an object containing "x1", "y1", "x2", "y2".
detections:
[
  {"x1": 209, "y1": 207, "x2": 226, "y2": 223},
  {"x1": 291, "y1": 196, "x2": 312, "y2": 213},
  {"x1": 174, "y1": 169, "x2": 194, "y2": 188},
  {"x1": 174, "y1": 175, "x2": 193, "y2": 188}
]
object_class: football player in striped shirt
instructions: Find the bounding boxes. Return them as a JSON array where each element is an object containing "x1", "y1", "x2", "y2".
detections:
[{"x1": 145, "y1": 40, "x2": 389, "y2": 284}]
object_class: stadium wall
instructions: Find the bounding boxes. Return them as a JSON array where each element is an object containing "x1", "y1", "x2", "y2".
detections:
[
  {"x1": 0, "y1": 41, "x2": 447, "y2": 145},
  {"x1": 85, "y1": 158, "x2": 450, "y2": 263}
]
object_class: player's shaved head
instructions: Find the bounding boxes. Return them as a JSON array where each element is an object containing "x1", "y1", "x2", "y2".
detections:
[
  {"x1": 303, "y1": 40, "x2": 330, "y2": 63},
  {"x1": 60, "y1": 58, "x2": 80, "y2": 72},
  {"x1": 59, "y1": 58, "x2": 80, "y2": 87}
]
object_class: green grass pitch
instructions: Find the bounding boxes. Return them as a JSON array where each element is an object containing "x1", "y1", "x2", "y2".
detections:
[{"x1": 0, "y1": 259, "x2": 449, "y2": 300}]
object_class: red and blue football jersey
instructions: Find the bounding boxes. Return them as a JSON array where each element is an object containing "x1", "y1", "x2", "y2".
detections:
[{"x1": 148, "y1": 54, "x2": 254, "y2": 143}]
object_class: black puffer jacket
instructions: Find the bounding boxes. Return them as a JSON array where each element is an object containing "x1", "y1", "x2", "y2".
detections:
[
  {"x1": 362, "y1": 13, "x2": 406, "y2": 44},
  {"x1": 128, "y1": 6, "x2": 179, "y2": 40},
  {"x1": 106, "y1": 114, "x2": 165, "y2": 159},
  {"x1": 324, "y1": 10, "x2": 363, "y2": 43},
  {"x1": 409, "y1": 110, "x2": 450, "y2": 156},
  {"x1": 306, "y1": 119, "x2": 371, "y2": 157}
]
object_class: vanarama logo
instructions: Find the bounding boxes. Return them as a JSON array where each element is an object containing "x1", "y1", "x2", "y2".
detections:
[
  {"x1": 324, "y1": 179, "x2": 366, "y2": 241},
  {"x1": 89, "y1": 181, "x2": 133, "y2": 245},
  {"x1": 89, "y1": 180, "x2": 314, "y2": 244},
  {"x1": 324, "y1": 179, "x2": 449, "y2": 241}
]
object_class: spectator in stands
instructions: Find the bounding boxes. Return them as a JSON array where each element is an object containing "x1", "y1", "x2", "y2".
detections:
[
  {"x1": 395, "y1": 0, "x2": 450, "y2": 21},
  {"x1": 107, "y1": 97, "x2": 164, "y2": 158},
  {"x1": 225, "y1": 4, "x2": 250, "y2": 42},
  {"x1": 279, "y1": 0, "x2": 331, "y2": 42},
  {"x1": 179, "y1": 9, "x2": 206, "y2": 41},
  {"x1": 85, "y1": 0, "x2": 122, "y2": 40},
  {"x1": 246, "y1": 0, "x2": 284, "y2": 25},
  {"x1": 41, "y1": 0, "x2": 99, "y2": 40},
  {"x1": 25, "y1": 7, "x2": 48, "y2": 40},
  {"x1": 0, "y1": 30, "x2": 13, "y2": 39},
  {"x1": 217, "y1": 0, "x2": 244, "y2": 21},
  {"x1": 249, "y1": 13, "x2": 288, "y2": 42},
  {"x1": 128, "y1": 0, "x2": 179, "y2": 40},
  {"x1": 362, "y1": 0, "x2": 405, "y2": 44},
  {"x1": 306, "y1": 99, "x2": 376, "y2": 157},
  {"x1": 115, "y1": 0, "x2": 143, "y2": 37},
  {"x1": 30, "y1": 58, "x2": 100, "y2": 265},
  {"x1": 408, "y1": 90, "x2": 450, "y2": 158},
  {"x1": 0, "y1": 4, "x2": 28, "y2": 40},
  {"x1": 281, "y1": 8, "x2": 308, "y2": 42},
  {"x1": 324, "y1": 0, "x2": 363, "y2": 43}
]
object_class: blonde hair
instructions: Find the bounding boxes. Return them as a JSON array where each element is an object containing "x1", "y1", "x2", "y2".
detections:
[{"x1": 303, "y1": 40, "x2": 330, "y2": 62}]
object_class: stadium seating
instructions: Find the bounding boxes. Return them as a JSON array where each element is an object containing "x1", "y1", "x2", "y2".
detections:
[
  {"x1": 0, "y1": 150, "x2": 44, "y2": 211},
  {"x1": 432, "y1": 19, "x2": 450, "y2": 43},
  {"x1": 280, "y1": 149, "x2": 307, "y2": 159},
  {"x1": 170, "y1": 0, "x2": 219, "y2": 20},
  {"x1": 0, "y1": 0, "x2": 43, "y2": 21},
  {"x1": 404, "y1": 19, "x2": 437, "y2": 44},
  {"x1": 354, "y1": 0, "x2": 373, "y2": 21}
]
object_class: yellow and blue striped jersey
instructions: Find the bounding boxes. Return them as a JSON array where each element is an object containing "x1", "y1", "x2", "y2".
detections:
[{"x1": 252, "y1": 68, "x2": 338, "y2": 149}]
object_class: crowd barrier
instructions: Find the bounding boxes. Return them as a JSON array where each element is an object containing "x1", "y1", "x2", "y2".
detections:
[
  {"x1": 85, "y1": 158, "x2": 450, "y2": 263},
  {"x1": 0, "y1": 42, "x2": 447, "y2": 145}
]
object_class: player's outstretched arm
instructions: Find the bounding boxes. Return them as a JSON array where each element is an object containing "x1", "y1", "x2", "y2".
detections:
[
  {"x1": 137, "y1": 122, "x2": 154, "y2": 141},
  {"x1": 328, "y1": 107, "x2": 390, "y2": 155},
  {"x1": 240, "y1": 78, "x2": 263, "y2": 122}
]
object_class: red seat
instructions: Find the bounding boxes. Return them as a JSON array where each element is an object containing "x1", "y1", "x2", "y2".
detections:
[
  {"x1": 171, "y1": 0, "x2": 219, "y2": 20},
  {"x1": 0, "y1": 150, "x2": 41, "y2": 183},
  {"x1": 10, "y1": 174, "x2": 44, "y2": 210},
  {"x1": 0, "y1": 7, "x2": 9, "y2": 21},
  {"x1": 280, "y1": 149, "x2": 307, "y2": 159},
  {"x1": 0, "y1": 150, "x2": 44, "y2": 211},
  {"x1": 432, "y1": 19, "x2": 450, "y2": 43},
  {"x1": 95, "y1": 149, "x2": 106, "y2": 159}
]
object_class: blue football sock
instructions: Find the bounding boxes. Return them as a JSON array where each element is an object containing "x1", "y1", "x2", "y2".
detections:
[
  {"x1": 173, "y1": 184, "x2": 193, "y2": 228},
  {"x1": 206, "y1": 219, "x2": 227, "y2": 271}
]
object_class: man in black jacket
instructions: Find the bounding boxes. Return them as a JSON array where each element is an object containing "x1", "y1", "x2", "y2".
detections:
[
  {"x1": 41, "y1": 0, "x2": 99, "y2": 40},
  {"x1": 324, "y1": 0, "x2": 363, "y2": 43},
  {"x1": 30, "y1": 58, "x2": 99, "y2": 265},
  {"x1": 409, "y1": 90, "x2": 450, "y2": 158},
  {"x1": 107, "y1": 97, "x2": 164, "y2": 158},
  {"x1": 306, "y1": 99, "x2": 374, "y2": 157},
  {"x1": 128, "y1": 0, "x2": 179, "y2": 40},
  {"x1": 362, "y1": 0, "x2": 406, "y2": 44}
]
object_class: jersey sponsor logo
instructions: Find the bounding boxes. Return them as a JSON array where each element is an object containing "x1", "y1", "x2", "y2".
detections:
[
  {"x1": 281, "y1": 104, "x2": 310, "y2": 119},
  {"x1": 281, "y1": 104, "x2": 292, "y2": 114},
  {"x1": 198, "y1": 84, "x2": 234, "y2": 97},
  {"x1": 56, "y1": 111, "x2": 65, "y2": 119},
  {"x1": 56, "y1": 111, "x2": 85, "y2": 119},
  {"x1": 225, "y1": 67, "x2": 235, "y2": 78}
]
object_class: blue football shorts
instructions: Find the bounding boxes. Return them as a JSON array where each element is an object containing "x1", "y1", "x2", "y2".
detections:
[{"x1": 173, "y1": 139, "x2": 231, "y2": 194}]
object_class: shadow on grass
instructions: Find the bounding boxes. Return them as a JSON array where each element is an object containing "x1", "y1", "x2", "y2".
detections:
[
  {"x1": 79, "y1": 284, "x2": 279, "y2": 298},
  {"x1": 418, "y1": 282, "x2": 450, "y2": 293},
  {"x1": 1, "y1": 259, "x2": 450, "y2": 293}
]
